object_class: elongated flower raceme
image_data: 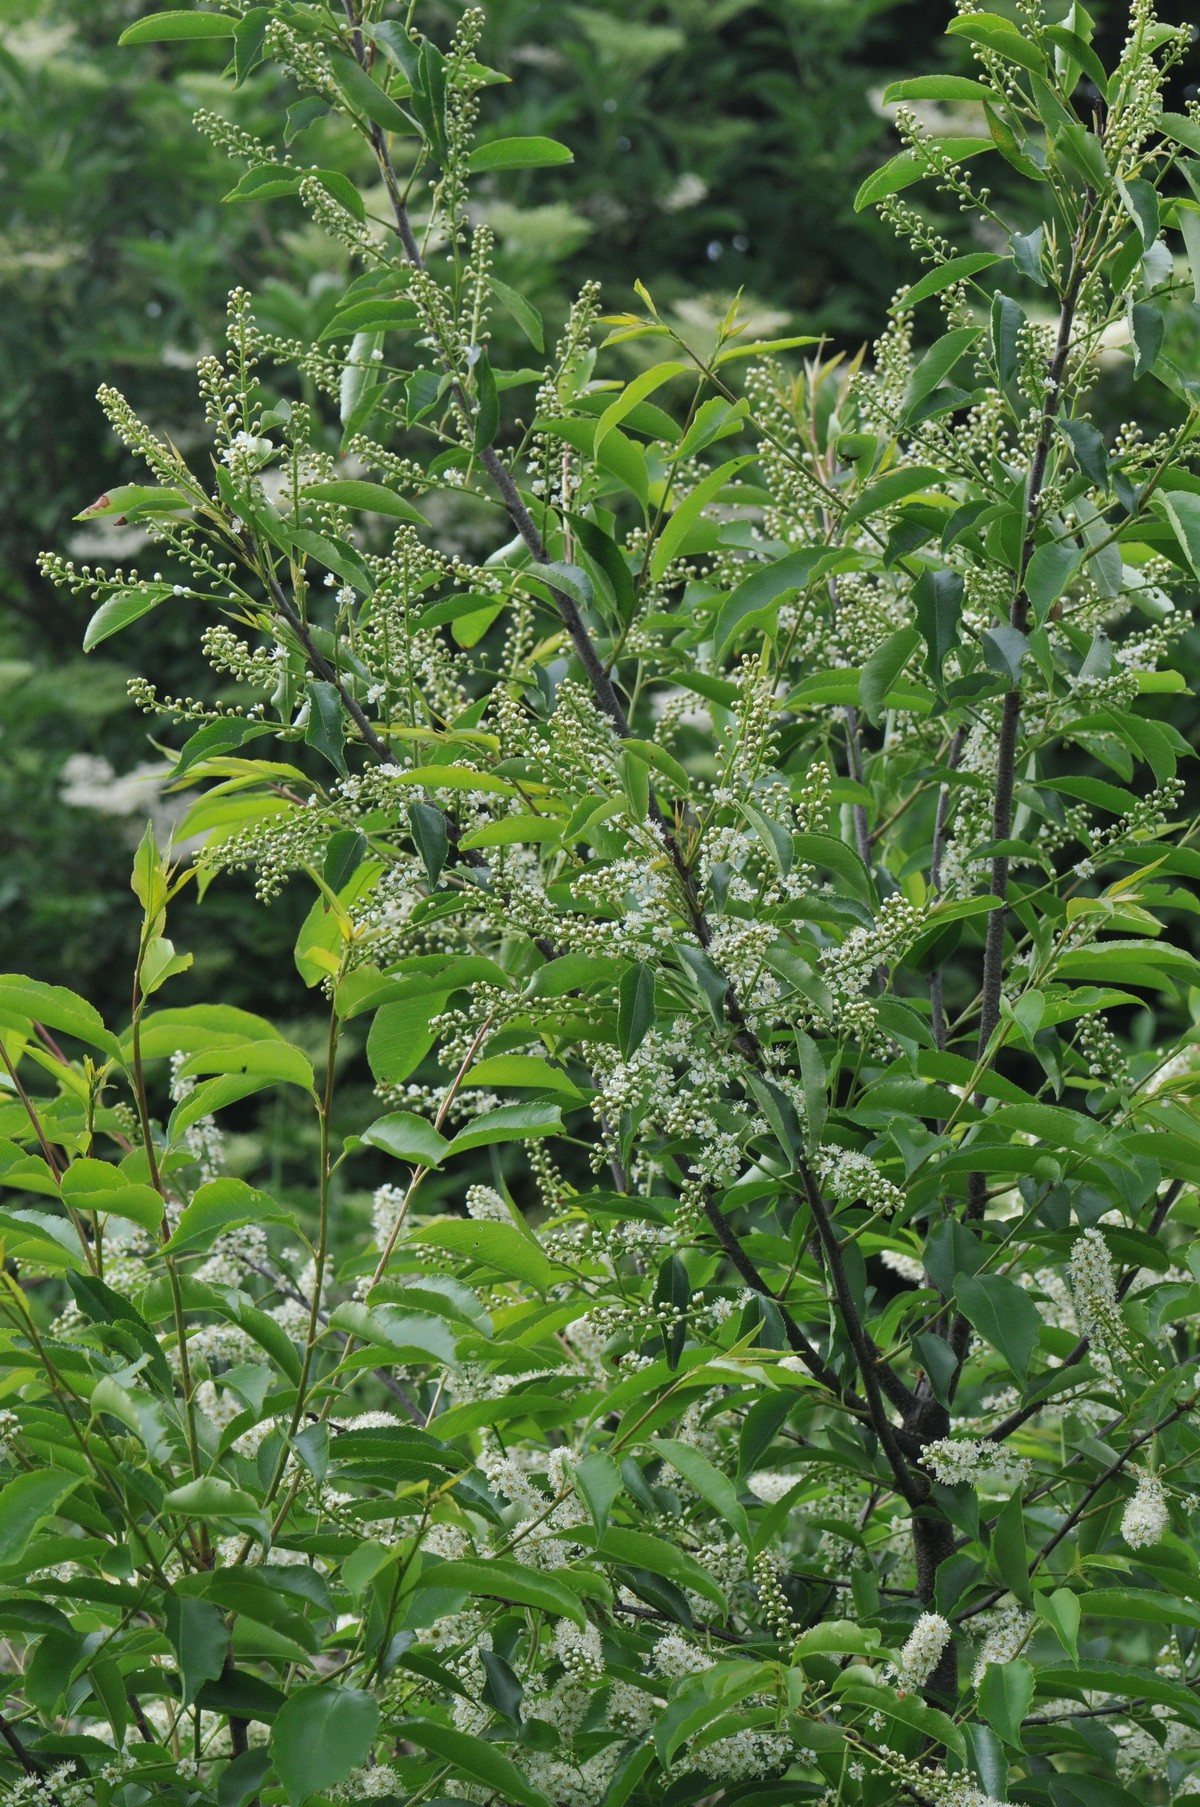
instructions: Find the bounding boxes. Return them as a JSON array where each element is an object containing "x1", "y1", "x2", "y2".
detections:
[
  {"x1": 1122, "y1": 1471, "x2": 1169, "y2": 1550},
  {"x1": 891, "y1": 1614, "x2": 953, "y2": 1694}
]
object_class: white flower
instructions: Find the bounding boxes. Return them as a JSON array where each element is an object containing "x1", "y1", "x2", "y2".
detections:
[
  {"x1": 814, "y1": 1146, "x2": 905, "y2": 1216},
  {"x1": 746, "y1": 1470, "x2": 799, "y2": 1504},
  {"x1": 891, "y1": 1612, "x2": 952, "y2": 1693},
  {"x1": 971, "y1": 1595, "x2": 1032, "y2": 1685},
  {"x1": 881, "y1": 1248, "x2": 925, "y2": 1283},
  {"x1": 1069, "y1": 1226, "x2": 1122, "y2": 1348},
  {"x1": 651, "y1": 1631, "x2": 713, "y2": 1678},
  {"x1": 553, "y1": 1618, "x2": 604, "y2": 1681},
  {"x1": 1122, "y1": 1470, "x2": 1168, "y2": 1549},
  {"x1": 924, "y1": 1436, "x2": 1030, "y2": 1494}
]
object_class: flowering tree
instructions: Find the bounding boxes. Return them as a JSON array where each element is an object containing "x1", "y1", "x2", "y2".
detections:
[{"x1": 6, "y1": 1, "x2": 1200, "y2": 1803}]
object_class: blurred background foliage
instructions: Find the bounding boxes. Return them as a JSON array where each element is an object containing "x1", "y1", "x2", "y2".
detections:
[{"x1": 2, "y1": 0, "x2": 1197, "y2": 1153}]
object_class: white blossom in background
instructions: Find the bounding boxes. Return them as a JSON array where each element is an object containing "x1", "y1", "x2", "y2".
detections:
[
  {"x1": 746, "y1": 1470, "x2": 799, "y2": 1504},
  {"x1": 465, "y1": 1184, "x2": 513, "y2": 1222},
  {"x1": 890, "y1": 1613, "x2": 952, "y2": 1693},
  {"x1": 881, "y1": 1248, "x2": 925, "y2": 1283},
  {"x1": 971, "y1": 1596, "x2": 1032, "y2": 1685},
  {"x1": 168, "y1": 1050, "x2": 225, "y2": 1181},
  {"x1": 1122, "y1": 1470, "x2": 1169, "y2": 1549}
]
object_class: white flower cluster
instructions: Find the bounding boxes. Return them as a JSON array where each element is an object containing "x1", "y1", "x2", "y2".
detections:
[
  {"x1": 890, "y1": 1612, "x2": 952, "y2": 1693},
  {"x1": 970, "y1": 1595, "x2": 1032, "y2": 1686},
  {"x1": 553, "y1": 1618, "x2": 605, "y2": 1682},
  {"x1": 1122, "y1": 1469, "x2": 1169, "y2": 1549},
  {"x1": 1068, "y1": 1226, "x2": 1122, "y2": 1349},
  {"x1": 814, "y1": 1146, "x2": 905, "y2": 1217},
  {"x1": 923, "y1": 1436, "x2": 1030, "y2": 1494}
]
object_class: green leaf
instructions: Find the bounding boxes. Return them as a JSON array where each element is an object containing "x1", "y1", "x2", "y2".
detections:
[
  {"x1": 574, "y1": 1452, "x2": 621, "y2": 1537},
  {"x1": 1154, "y1": 488, "x2": 1200, "y2": 580},
  {"x1": 444, "y1": 1101, "x2": 563, "y2": 1156},
  {"x1": 164, "y1": 1178, "x2": 297, "y2": 1255},
  {"x1": 618, "y1": 962, "x2": 656, "y2": 1058},
  {"x1": 414, "y1": 1557, "x2": 585, "y2": 1625},
  {"x1": 1060, "y1": 417, "x2": 1108, "y2": 489},
  {"x1": 594, "y1": 362, "x2": 689, "y2": 457},
  {"x1": 946, "y1": 12, "x2": 1047, "y2": 72},
  {"x1": 0, "y1": 975, "x2": 117, "y2": 1056},
  {"x1": 232, "y1": 7, "x2": 271, "y2": 83},
  {"x1": 1025, "y1": 542, "x2": 1080, "y2": 624},
  {"x1": 340, "y1": 331, "x2": 383, "y2": 428},
  {"x1": 119, "y1": 10, "x2": 235, "y2": 44},
  {"x1": 896, "y1": 254, "x2": 1001, "y2": 312},
  {"x1": 589, "y1": 1526, "x2": 726, "y2": 1611},
  {"x1": 982, "y1": 625, "x2": 1028, "y2": 686},
  {"x1": 270, "y1": 1685, "x2": 379, "y2": 1806},
  {"x1": 61, "y1": 1159, "x2": 165, "y2": 1232},
  {"x1": 458, "y1": 815, "x2": 560, "y2": 850},
  {"x1": 845, "y1": 464, "x2": 948, "y2": 526},
  {"x1": 650, "y1": 456, "x2": 755, "y2": 582},
  {"x1": 1035, "y1": 1587, "x2": 1080, "y2": 1660},
  {"x1": 883, "y1": 76, "x2": 998, "y2": 103},
  {"x1": 327, "y1": 1304, "x2": 459, "y2": 1367},
  {"x1": 902, "y1": 326, "x2": 980, "y2": 419},
  {"x1": 163, "y1": 1476, "x2": 268, "y2": 1530},
  {"x1": 304, "y1": 680, "x2": 347, "y2": 777},
  {"x1": 1159, "y1": 113, "x2": 1200, "y2": 157},
  {"x1": 174, "y1": 1038, "x2": 315, "y2": 1092},
  {"x1": 1052, "y1": 122, "x2": 1109, "y2": 191},
  {"x1": 467, "y1": 136, "x2": 573, "y2": 172},
  {"x1": 1011, "y1": 224, "x2": 1046, "y2": 285},
  {"x1": 533, "y1": 560, "x2": 593, "y2": 612},
  {"x1": 360, "y1": 1111, "x2": 449, "y2": 1168},
  {"x1": 912, "y1": 567, "x2": 964, "y2": 692},
  {"x1": 301, "y1": 480, "x2": 425, "y2": 523},
  {"x1": 472, "y1": 345, "x2": 499, "y2": 452},
  {"x1": 1178, "y1": 201, "x2": 1200, "y2": 305},
  {"x1": 173, "y1": 717, "x2": 275, "y2": 775},
  {"x1": 0, "y1": 1471, "x2": 81, "y2": 1565},
  {"x1": 652, "y1": 1438, "x2": 751, "y2": 1544},
  {"x1": 465, "y1": 1054, "x2": 581, "y2": 1098},
  {"x1": 792, "y1": 833, "x2": 875, "y2": 903},
  {"x1": 1130, "y1": 301, "x2": 1164, "y2": 379},
  {"x1": 713, "y1": 548, "x2": 824, "y2": 657},
  {"x1": 367, "y1": 998, "x2": 440, "y2": 1087},
  {"x1": 409, "y1": 801, "x2": 449, "y2": 884},
  {"x1": 979, "y1": 1657, "x2": 1034, "y2": 1747},
  {"x1": 1116, "y1": 174, "x2": 1159, "y2": 248},
  {"x1": 990, "y1": 292, "x2": 1025, "y2": 388},
  {"x1": 413, "y1": 1218, "x2": 554, "y2": 1291},
  {"x1": 83, "y1": 583, "x2": 174, "y2": 651},
  {"x1": 396, "y1": 1720, "x2": 552, "y2": 1807},
  {"x1": 854, "y1": 139, "x2": 991, "y2": 211},
  {"x1": 165, "y1": 1597, "x2": 228, "y2": 1707},
  {"x1": 956, "y1": 1272, "x2": 1042, "y2": 1383},
  {"x1": 860, "y1": 626, "x2": 920, "y2": 726},
  {"x1": 964, "y1": 1723, "x2": 1008, "y2": 1800},
  {"x1": 319, "y1": 297, "x2": 416, "y2": 337},
  {"x1": 329, "y1": 54, "x2": 411, "y2": 132},
  {"x1": 488, "y1": 275, "x2": 544, "y2": 351}
]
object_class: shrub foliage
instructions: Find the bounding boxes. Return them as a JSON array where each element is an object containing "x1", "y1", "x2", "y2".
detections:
[{"x1": 7, "y1": 3, "x2": 1200, "y2": 1805}]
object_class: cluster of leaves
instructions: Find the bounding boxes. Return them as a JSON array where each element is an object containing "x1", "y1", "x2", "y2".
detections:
[{"x1": 11, "y1": 3, "x2": 1200, "y2": 1807}]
